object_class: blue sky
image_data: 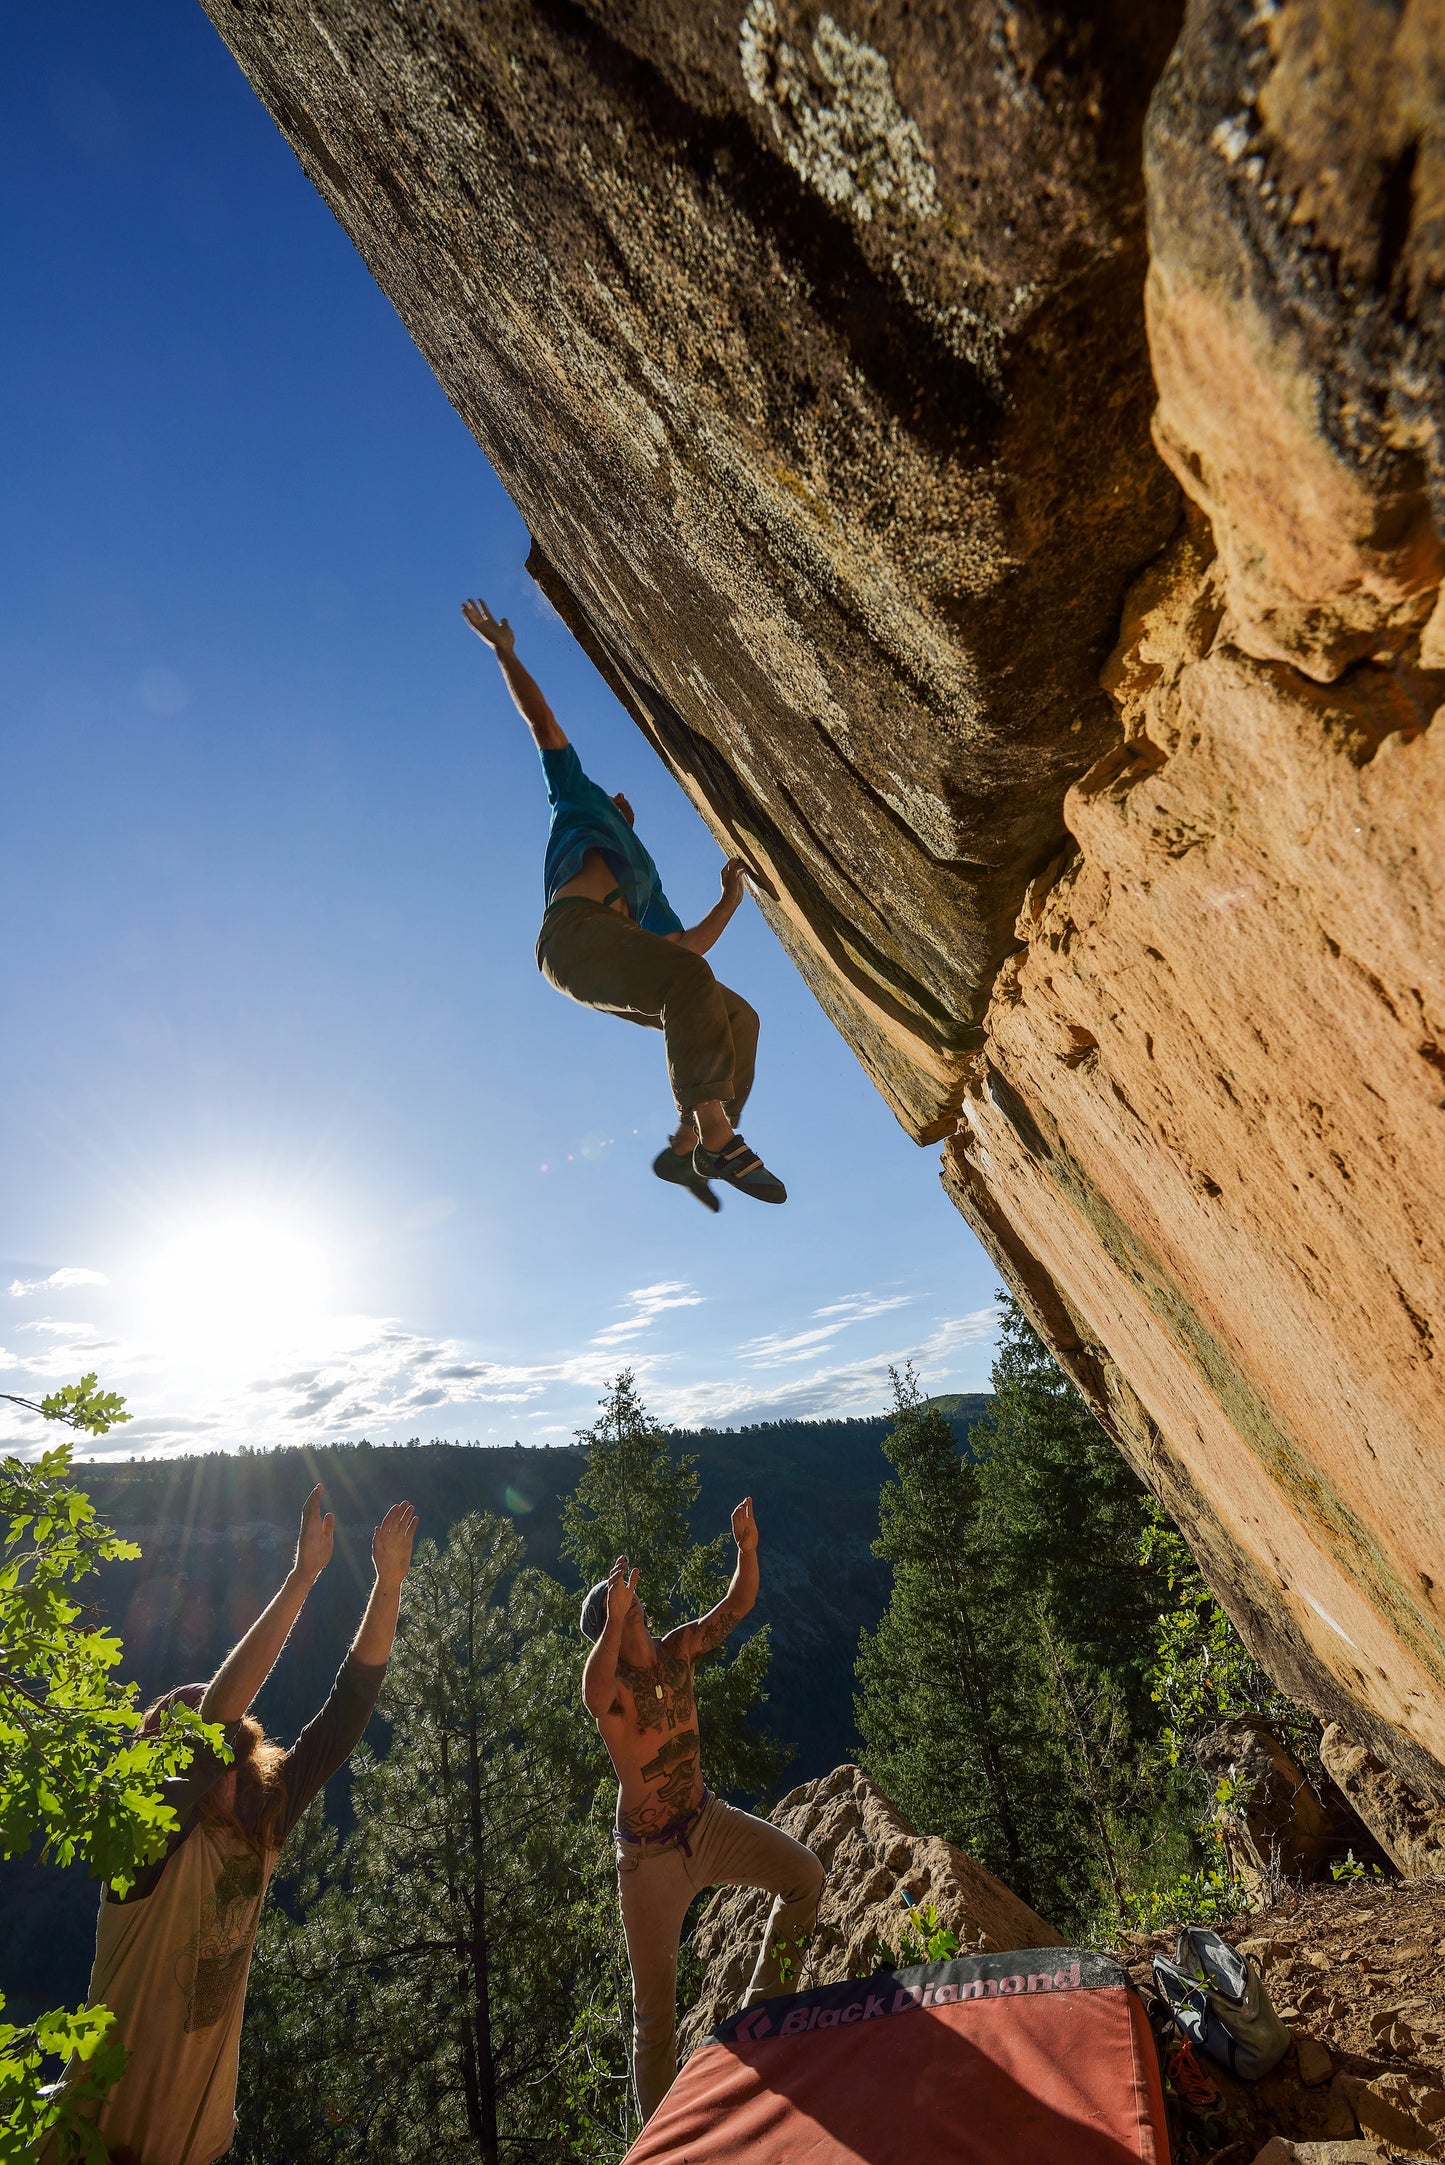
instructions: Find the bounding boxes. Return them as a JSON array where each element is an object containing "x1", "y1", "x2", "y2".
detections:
[{"x1": 1, "y1": 2, "x2": 1000, "y2": 1457}]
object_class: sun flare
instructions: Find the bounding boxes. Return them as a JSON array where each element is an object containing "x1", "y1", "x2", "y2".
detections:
[{"x1": 138, "y1": 1212, "x2": 334, "y2": 1371}]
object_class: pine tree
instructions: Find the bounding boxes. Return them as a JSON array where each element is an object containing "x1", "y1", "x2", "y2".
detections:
[
  {"x1": 551, "y1": 1822, "x2": 640, "y2": 2163},
  {"x1": 561, "y1": 1372, "x2": 786, "y2": 1801},
  {"x1": 234, "y1": 1515, "x2": 606, "y2": 2163},
  {"x1": 853, "y1": 1365, "x2": 1033, "y2": 1899},
  {"x1": 855, "y1": 1310, "x2": 1207, "y2": 1932},
  {"x1": 968, "y1": 1303, "x2": 1202, "y2": 1923},
  {"x1": 972, "y1": 1301, "x2": 1169, "y2": 1736},
  {"x1": 1031, "y1": 1608, "x2": 1137, "y2": 1920}
]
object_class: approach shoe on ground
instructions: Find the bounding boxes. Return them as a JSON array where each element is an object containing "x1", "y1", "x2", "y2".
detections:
[
  {"x1": 691, "y1": 1134, "x2": 787, "y2": 1204},
  {"x1": 652, "y1": 1146, "x2": 721, "y2": 1212}
]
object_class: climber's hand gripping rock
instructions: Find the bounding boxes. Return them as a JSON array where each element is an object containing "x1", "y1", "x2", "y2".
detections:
[{"x1": 461, "y1": 596, "x2": 515, "y2": 654}]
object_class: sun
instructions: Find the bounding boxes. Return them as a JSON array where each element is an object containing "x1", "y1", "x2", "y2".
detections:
[{"x1": 139, "y1": 1212, "x2": 334, "y2": 1372}]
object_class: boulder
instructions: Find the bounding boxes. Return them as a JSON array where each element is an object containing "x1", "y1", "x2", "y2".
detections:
[
  {"x1": 677, "y1": 1763, "x2": 1061, "y2": 2052},
  {"x1": 1337, "y1": 2074, "x2": 1441, "y2": 2159},
  {"x1": 1251, "y1": 2144, "x2": 1386, "y2": 2165},
  {"x1": 1196, "y1": 1716, "x2": 1384, "y2": 1893},
  {"x1": 1323, "y1": 2072, "x2": 1365, "y2": 2141},
  {"x1": 1297, "y1": 2037, "x2": 1335, "y2": 2089},
  {"x1": 1320, "y1": 1727, "x2": 1445, "y2": 1881}
]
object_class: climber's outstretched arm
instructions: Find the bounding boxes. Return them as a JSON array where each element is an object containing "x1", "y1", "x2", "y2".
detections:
[
  {"x1": 463, "y1": 595, "x2": 567, "y2": 751},
  {"x1": 678, "y1": 1497, "x2": 759, "y2": 1659}
]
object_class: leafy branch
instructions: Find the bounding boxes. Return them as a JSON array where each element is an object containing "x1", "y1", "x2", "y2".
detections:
[
  {"x1": 1, "y1": 1374, "x2": 132, "y2": 1437},
  {"x1": 1, "y1": 1379, "x2": 222, "y2": 2161}
]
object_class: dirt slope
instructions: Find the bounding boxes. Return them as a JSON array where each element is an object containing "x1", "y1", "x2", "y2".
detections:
[{"x1": 1121, "y1": 1882, "x2": 1445, "y2": 2163}]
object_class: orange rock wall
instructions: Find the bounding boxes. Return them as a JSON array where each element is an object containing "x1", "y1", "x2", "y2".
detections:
[
  {"x1": 946, "y1": 521, "x2": 1445, "y2": 1791},
  {"x1": 948, "y1": 0, "x2": 1445, "y2": 1794}
]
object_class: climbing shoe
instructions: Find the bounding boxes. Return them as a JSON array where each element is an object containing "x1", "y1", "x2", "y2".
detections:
[
  {"x1": 691, "y1": 1134, "x2": 787, "y2": 1204},
  {"x1": 652, "y1": 1146, "x2": 721, "y2": 1213}
]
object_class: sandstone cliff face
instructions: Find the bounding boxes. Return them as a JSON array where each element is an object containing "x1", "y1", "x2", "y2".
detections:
[
  {"x1": 943, "y1": 0, "x2": 1445, "y2": 1798},
  {"x1": 677, "y1": 1764, "x2": 1061, "y2": 2051},
  {"x1": 203, "y1": 1, "x2": 1445, "y2": 1796}
]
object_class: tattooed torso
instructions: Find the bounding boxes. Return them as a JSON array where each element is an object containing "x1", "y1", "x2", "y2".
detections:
[
  {"x1": 617, "y1": 1641, "x2": 694, "y2": 1736},
  {"x1": 597, "y1": 1606, "x2": 738, "y2": 1840}
]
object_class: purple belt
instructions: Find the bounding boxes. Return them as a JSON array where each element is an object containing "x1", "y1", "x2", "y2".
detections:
[{"x1": 616, "y1": 1789, "x2": 710, "y2": 1860}]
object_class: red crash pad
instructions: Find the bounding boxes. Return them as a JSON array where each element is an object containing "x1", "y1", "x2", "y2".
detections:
[{"x1": 625, "y1": 1950, "x2": 1170, "y2": 2165}]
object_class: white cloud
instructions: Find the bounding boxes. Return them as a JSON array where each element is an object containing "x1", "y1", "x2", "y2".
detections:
[
  {"x1": 221, "y1": 1316, "x2": 678, "y2": 1445},
  {"x1": 590, "y1": 1281, "x2": 705, "y2": 1348},
  {"x1": 20, "y1": 1318, "x2": 117, "y2": 1339},
  {"x1": 4, "y1": 1318, "x2": 142, "y2": 1378},
  {"x1": 660, "y1": 1307, "x2": 997, "y2": 1429},
  {"x1": 107, "y1": 1413, "x2": 219, "y2": 1441},
  {"x1": 738, "y1": 1289, "x2": 912, "y2": 1368},
  {"x1": 809, "y1": 1292, "x2": 906, "y2": 1322},
  {"x1": 8, "y1": 1266, "x2": 109, "y2": 1298},
  {"x1": 0, "y1": 1264, "x2": 997, "y2": 1460}
]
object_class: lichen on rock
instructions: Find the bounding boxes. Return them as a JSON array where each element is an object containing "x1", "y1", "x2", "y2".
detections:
[{"x1": 738, "y1": 1, "x2": 940, "y2": 225}]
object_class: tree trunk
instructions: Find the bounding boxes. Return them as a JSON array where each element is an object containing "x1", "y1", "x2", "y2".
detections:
[
  {"x1": 922, "y1": 1456, "x2": 1032, "y2": 1901},
  {"x1": 441, "y1": 1724, "x2": 488, "y2": 2153},
  {"x1": 467, "y1": 1710, "x2": 500, "y2": 2165}
]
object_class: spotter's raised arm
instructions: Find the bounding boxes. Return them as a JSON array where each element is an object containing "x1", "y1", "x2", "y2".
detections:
[{"x1": 678, "y1": 1495, "x2": 759, "y2": 1658}]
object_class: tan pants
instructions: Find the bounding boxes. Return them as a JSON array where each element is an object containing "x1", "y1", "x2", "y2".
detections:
[
  {"x1": 537, "y1": 898, "x2": 758, "y2": 1119},
  {"x1": 616, "y1": 1795, "x2": 824, "y2": 2123}
]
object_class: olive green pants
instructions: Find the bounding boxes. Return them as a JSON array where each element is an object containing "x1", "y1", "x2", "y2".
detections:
[{"x1": 537, "y1": 898, "x2": 758, "y2": 1119}]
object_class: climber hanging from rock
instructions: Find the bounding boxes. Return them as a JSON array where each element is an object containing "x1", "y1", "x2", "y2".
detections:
[
  {"x1": 579, "y1": 1498, "x2": 825, "y2": 2124},
  {"x1": 463, "y1": 595, "x2": 786, "y2": 1209}
]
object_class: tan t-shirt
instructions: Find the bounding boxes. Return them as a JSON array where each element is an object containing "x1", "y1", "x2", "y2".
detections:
[
  {"x1": 80, "y1": 1821, "x2": 275, "y2": 2165},
  {"x1": 44, "y1": 1656, "x2": 382, "y2": 2165}
]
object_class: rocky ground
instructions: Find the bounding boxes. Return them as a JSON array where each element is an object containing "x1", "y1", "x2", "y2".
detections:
[
  {"x1": 1118, "y1": 1880, "x2": 1445, "y2": 2164},
  {"x1": 679, "y1": 1770, "x2": 1445, "y2": 2162}
]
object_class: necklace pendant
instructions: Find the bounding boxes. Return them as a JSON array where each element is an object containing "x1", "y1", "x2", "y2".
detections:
[{"x1": 655, "y1": 1684, "x2": 663, "y2": 1699}]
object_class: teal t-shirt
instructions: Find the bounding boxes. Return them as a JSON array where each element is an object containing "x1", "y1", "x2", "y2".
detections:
[{"x1": 540, "y1": 744, "x2": 683, "y2": 937}]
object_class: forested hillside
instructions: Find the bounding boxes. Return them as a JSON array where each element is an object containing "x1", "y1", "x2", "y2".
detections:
[{"x1": 0, "y1": 1401, "x2": 984, "y2": 2023}]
